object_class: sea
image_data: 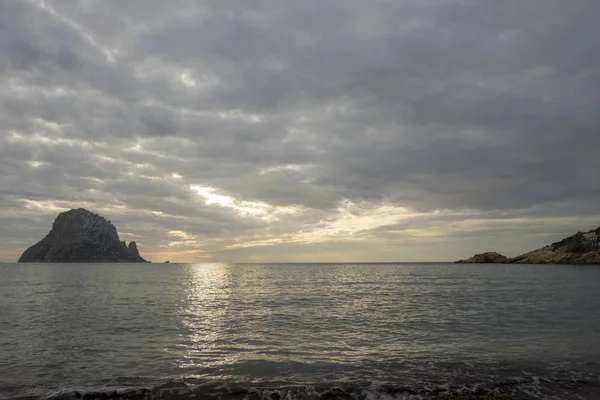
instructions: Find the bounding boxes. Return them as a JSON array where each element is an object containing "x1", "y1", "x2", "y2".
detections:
[{"x1": 1, "y1": 262, "x2": 600, "y2": 400}]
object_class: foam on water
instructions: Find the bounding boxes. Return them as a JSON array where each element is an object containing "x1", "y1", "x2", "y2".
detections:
[
  {"x1": 6, "y1": 362, "x2": 597, "y2": 400},
  {"x1": 21, "y1": 376, "x2": 600, "y2": 400}
]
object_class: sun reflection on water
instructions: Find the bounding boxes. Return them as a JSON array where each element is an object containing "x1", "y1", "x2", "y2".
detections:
[{"x1": 176, "y1": 263, "x2": 239, "y2": 370}]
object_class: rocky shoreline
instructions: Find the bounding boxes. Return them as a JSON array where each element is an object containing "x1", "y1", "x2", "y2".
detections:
[
  {"x1": 457, "y1": 229, "x2": 600, "y2": 264},
  {"x1": 456, "y1": 252, "x2": 509, "y2": 264},
  {"x1": 41, "y1": 381, "x2": 530, "y2": 400}
]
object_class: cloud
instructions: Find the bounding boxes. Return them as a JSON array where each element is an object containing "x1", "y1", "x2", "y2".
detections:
[{"x1": 1, "y1": 0, "x2": 600, "y2": 262}]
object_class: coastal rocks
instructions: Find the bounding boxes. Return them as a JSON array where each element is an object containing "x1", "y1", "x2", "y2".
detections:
[
  {"x1": 127, "y1": 241, "x2": 141, "y2": 258},
  {"x1": 508, "y1": 230, "x2": 600, "y2": 264},
  {"x1": 18, "y1": 208, "x2": 148, "y2": 263},
  {"x1": 53, "y1": 382, "x2": 521, "y2": 400},
  {"x1": 510, "y1": 245, "x2": 600, "y2": 264},
  {"x1": 455, "y1": 252, "x2": 509, "y2": 263},
  {"x1": 457, "y1": 228, "x2": 600, "y2": 265}
]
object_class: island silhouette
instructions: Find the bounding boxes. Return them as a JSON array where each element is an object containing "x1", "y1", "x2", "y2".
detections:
[{"x1": 18, "y1": 208, "x2": 148, "y2": 263}]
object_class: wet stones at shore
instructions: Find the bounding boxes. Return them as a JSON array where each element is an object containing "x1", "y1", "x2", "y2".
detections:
[{"x1": 51, "y1": 382, "x2": 524, "y2": 400}]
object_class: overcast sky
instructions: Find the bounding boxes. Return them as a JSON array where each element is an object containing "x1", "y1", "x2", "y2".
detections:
[{"x1": 1, "y1": 0, "x2": 599, "y2": 262}]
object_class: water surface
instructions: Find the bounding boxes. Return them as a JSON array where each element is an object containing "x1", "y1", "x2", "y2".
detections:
[{"x1": 1, "y1": 262, "x2": 599, "y2": 399}]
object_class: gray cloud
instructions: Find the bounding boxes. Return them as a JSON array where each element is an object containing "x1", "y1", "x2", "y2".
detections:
[{"x1": 1, "y1": 0, "x2": 600, "y2": 262}]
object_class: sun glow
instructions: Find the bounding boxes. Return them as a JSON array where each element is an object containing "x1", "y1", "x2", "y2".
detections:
[
  {"x1": 225, "y1": 199, "x2": 427, "y2": 249},
  {"x1": 189, "y1": 185, "x2": 303, "y2": 220},
  {"x1": 189, "y1": 186, "x2": 232, "y2": 207},
  {"x1": 259, "y1": 164, "x2": 313, "y2": 175},
  {"x1": 28, "y1": 161, "x2": 44, "y2": 168}
]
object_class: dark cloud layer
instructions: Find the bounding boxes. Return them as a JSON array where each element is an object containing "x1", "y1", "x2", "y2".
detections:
[{"x1": 1, "y1": 0, "x2": 599, "y2": 262}]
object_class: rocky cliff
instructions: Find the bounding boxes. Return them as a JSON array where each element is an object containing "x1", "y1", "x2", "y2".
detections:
[
  {"x1": 507, "y1": 245, "x2": 600, "y2": 264},
  {"x1": 509, "y1": 231, "x2": 600, "y2": 264},
  {"x1": 18, "y1": 208, "x2": 148, "y2": 263},
  {"x1": 456, "y1": 228, "x2": 600, "y2": 264}
]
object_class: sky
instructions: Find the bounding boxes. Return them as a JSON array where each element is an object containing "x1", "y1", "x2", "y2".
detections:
[{"x1": 1, "y1": 0, "x2": 600, "y2": 263}]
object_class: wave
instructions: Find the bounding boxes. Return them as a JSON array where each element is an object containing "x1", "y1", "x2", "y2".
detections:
[{"x1": 7, "y1": 376, "x2": 600, "y2": 400}]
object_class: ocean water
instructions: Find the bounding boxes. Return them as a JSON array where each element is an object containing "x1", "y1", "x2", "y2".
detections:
[{"x1": 1, "y1": 262, "x2": 600, "y2": 400}]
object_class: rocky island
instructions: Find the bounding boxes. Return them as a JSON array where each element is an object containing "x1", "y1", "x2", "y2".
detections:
[
  {"x1": 18, "y1": 208, "x2": 148, "y2": 263},
  {"x1": 457, "y1": 228, "x2": 600, "y2": 264}
]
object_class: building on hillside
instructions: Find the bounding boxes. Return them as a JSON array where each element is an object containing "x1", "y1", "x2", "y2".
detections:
[{"x1": 583, "y1": 232, "x2": 599, "y2": 248}]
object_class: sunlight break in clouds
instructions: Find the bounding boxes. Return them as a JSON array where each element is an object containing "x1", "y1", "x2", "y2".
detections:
[
  {"x1": 190, "y1": 185, "x2": 303, "y2": 221},
  {"x1": 259, "y1": 164, "x2": 314, "y2": 175},
  {"x1": 167, "y1": 230, "x2": 200, "y2": 247},
  {"x1": 225, "y1": 199, "x2": 429, "y2": 249}
]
